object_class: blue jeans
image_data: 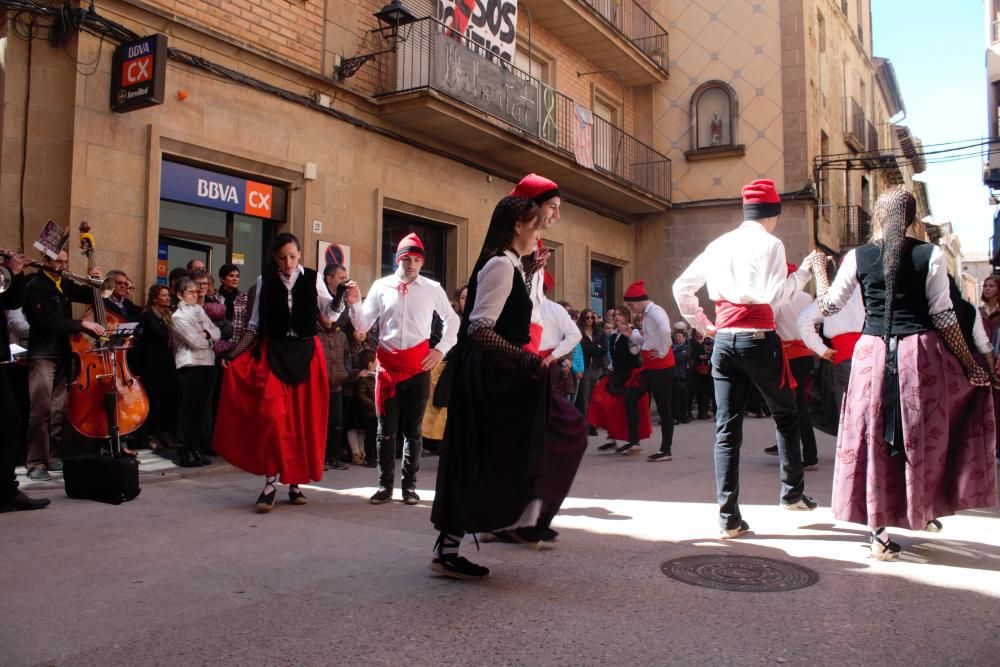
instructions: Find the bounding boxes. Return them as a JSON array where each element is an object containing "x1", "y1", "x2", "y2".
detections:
[{"x1": 712, "y1": 331, "x2": 805, "y2": 530}]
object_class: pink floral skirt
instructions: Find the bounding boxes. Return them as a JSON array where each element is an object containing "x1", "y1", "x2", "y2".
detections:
[{"x1": 833, "y1": 333, "x2": 997, "y2": 530}]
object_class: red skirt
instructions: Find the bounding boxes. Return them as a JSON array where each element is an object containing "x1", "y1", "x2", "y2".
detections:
[
  {"x1": 587, "y1": 376, "x2": 651, "y2": 442},
  {"x1": 213, "y1": 338, "x2": 329, "y2": 485}
]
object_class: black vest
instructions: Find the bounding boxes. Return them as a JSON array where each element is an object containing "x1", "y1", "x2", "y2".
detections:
[
  {"x1": 856, "y1": 238, "x2": 935, "y2": 337},
  {"x1": 259, "y1": 269, "x2": 318, "y2": 339},
  {"x1": 493, "y1": 263, "x2": 532, "y2": 346}
]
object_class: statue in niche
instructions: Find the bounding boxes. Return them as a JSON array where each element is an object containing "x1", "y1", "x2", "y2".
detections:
[{"x1": 710, "y1": 112, "x2": 723, "y2": 146}]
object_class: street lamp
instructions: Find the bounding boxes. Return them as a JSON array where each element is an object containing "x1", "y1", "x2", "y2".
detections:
[{"x1": 337, "y1": 0, "x2": 418, "y2": 80}]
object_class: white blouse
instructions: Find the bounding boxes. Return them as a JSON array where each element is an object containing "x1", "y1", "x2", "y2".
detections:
[
  {"x1": 469, "y1": 251, "x2": 525, "y2": 324},
  {"x1": 797, "y1": 287, "x2": 865, "y2": 356},
  {"x1": 774, "y1": 291, "x2": 813, "y2": 341},
  {"x1": 821, "y1": 246, "x2": 952, "y2": 316}
]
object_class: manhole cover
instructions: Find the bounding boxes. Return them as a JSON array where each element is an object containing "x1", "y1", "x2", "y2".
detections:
[{"x1": 661, "y1": 555, "x2": 819, "y2": 592}]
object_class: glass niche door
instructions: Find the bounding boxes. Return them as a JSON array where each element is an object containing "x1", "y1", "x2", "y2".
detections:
[{"x1": 158, "y1": 200, "x2": 272, "y2": 291}]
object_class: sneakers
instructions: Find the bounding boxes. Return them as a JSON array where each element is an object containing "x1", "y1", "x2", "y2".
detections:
[
  {"x1": 0, "y1": 492, "x2": 51, "y2": 513},
  {"x1": 27, "y1": 466, "x2": 51, "y2": 482},
  {"x1": 721, "y1": 520, "x2": 751, "y2": 539},
  {"x1": 369, "y1": 487, "x2": 393, "y2": 504},
  {"x1": 764, "y1": 445, "x2": 778, "y2": 456},
  {"x1": 431, "y1": 553, "x2": 490, "y2": 580},
  {"x1": 924, "y1": 519, "x2": 943, "y2": 532},
  {"x1": 781, "y1": 495, "x2": 818, "y2": 511},
  {"x1": 402, "y1": 489, "x2": 420, "y2": 505},
  {"x1": 47, "y1": 460, "x2": 64, "y2": 472},
  {"x1": 647, "y1": 451, "x2": 672, "y2": 462},
  {"x1": 324, "y1": 461, "x2": 348, "y2": 471},
  {"x1": 615, "y1": 442, "x2": 641, "y2": 455},
  {"x1": 597, "y1": 441, "x2": 617, "y2": 452}
]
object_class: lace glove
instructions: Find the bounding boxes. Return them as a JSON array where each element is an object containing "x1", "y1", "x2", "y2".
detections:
[
  {"x1": 521, "y1": 254, "x2": 539, "y2": 295},
  {"x1": 931, "y1": 310, "x2": 989, "y2": 387},
  {"x1": 984, "y1": 351, "x2": 1000, "y2": 388},
  {"x1": 813, "y1": 260, "x2": 838, "y2": 316},
  {"x1": 225, "y1": 292, "x2": 257, "y2": 361},
  {"x1": 469, "y1": 320, "x2": 541, "y2": 374}
]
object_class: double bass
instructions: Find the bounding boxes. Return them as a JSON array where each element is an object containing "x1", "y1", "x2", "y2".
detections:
[{"x1": 67, "y1": 222, "x2": 150, "y2": 442}]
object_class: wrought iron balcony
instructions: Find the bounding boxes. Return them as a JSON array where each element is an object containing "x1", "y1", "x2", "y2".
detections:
[
  {"x1": 843, "y1": 97, "x2": 866, "y2": 153},
  {"x1": 518, "y1": 0, "x2": 669, "y2": 85},
  {"x1": 373, "y1": 18, "x2": 671, "y2": 214},
  {"x1": 841, "y1": 205, "x2": 871, "y2": 249},
  {"x1": 861, "y1": 120, "x2": 880, "y2": 168}
]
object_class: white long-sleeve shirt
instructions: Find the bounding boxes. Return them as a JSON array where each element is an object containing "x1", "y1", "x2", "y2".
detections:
[
  {"x1": 172, "y1": 302, "x2": 220, "y2": 368},
  {"x1": 821, "y1": 247, "x2": 992, "y2": 355},
  {"x1": 540, "y1": 297, "x2": 582, "y2": 358},
  {"x1": 248, "y1": 266, "x2": 337, "y2": 333},
  {"x1": 774, "y1": 291, "x2": 813, "y2": 341},
  {"x1": 629, "y1": 301, "x2": 671, "y2": 358},
  {"x1": 797, "y1": 287, "x2": 865, "y2": 356},
  {"x1": 350, "y1": 268, "x2": 459, "y2": 354},
  {"x1": 673, "y1": 220, "x2": 812, "y2": 333}
]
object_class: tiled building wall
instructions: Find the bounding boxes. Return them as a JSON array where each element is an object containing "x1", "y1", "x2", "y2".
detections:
[{"x1": 650, "y1": 0, "x2": 786, "y2": 202}]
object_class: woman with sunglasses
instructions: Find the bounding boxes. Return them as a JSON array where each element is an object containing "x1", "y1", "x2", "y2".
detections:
[{"x1": 574, "y1": 308, "x2": 607, "y2": 430}]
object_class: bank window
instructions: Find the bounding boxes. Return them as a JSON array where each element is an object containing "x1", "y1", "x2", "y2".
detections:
[
  {"x1": 158, "y1": 200, "x2": 273, "y2": 291},
  {"x1": 590, "y1": 260, "x2": 619, "y2": 318},
  {"x1": 381, "y1": 211, "x2": 447, "y2": 285}
]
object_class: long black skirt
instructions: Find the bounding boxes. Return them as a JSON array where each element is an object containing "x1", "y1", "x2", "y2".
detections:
[{"x1": 431, "y1": 343, "x2": 547, "y2": 533}]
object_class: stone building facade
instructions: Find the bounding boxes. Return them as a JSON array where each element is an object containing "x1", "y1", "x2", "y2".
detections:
[{"x1": 0, "y1": 0, "x2": 926, "y2": 321}]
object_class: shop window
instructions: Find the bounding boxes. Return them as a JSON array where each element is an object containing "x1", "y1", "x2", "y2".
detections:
[
  {"x1": 685, "y1": 81, "x2": 745, "y2": 160},
  {"x1": 381, "y1": 211, "x2": 447, "y2": 284}
]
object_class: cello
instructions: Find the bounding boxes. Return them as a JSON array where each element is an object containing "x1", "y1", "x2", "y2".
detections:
[{"x1": 67, "y1": 222, "x2": 150, "y2": 444}]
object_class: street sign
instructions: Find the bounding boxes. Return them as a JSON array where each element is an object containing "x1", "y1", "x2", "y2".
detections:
[{"x1": 110, "y1": 34, "x2": 167, "y2": 113}]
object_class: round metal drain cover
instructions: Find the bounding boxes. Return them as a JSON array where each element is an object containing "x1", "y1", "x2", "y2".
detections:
[{"x1": 661, "y1": 555, "x2": 818, "y2": 592}]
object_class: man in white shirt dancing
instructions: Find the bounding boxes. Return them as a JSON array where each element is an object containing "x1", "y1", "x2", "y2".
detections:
[
  {"x1": 621, "y1": 280, "x2": 676, "y2": 461},
  {"x1": 673, "y1": 179, "x2": 822, "y2": 537},
  {"x1": 345, "y1": 234, "x2": 460, "y2": 505}
]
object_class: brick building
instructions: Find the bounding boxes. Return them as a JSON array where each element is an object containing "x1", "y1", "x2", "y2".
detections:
[{"x1": 0, "y1": 0, "x2": 927, "y2": 318}]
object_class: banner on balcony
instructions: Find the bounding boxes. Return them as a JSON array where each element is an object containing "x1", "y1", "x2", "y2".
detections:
[
  {"x1": 437, "y1": 0, "x2": 518, "y2": 63},
  {"x1": 573, "y1": 103, "x2": 595, "y2": 170}
]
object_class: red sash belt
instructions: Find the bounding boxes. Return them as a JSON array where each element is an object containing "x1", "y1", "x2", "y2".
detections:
[
  {"x1": 782, "y1": 339, "x2": 814, "y2": 360},
  {"x1": 625, "y1": 348, "x2": 676, "y2": 389},
  {"x1": 375, "y1": 341, "x2": 430, "y2": 416},
  {"x1": 831, "y1": 332, "x2": 862, "y2": 365},
  {"x1": 641, "y1": 348, "x2": 675, "y2": 370},
  {"x1": 538, "y1": 348, "x2": 555, "y2": 359},
  {"x1": 715, "y1": 301, "x2": 775, "y2": 330},
  {"x1": 523, "y1": 323, "x2": 544, "y2": 355}
]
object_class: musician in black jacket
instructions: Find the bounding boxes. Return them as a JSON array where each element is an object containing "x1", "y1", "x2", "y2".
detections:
[
  {"x1": 22, "y1": 250, "x2": 104, "y2": 481},
  {"x1": 0, "y1": 253, "x2": 50, "y2": 512}
]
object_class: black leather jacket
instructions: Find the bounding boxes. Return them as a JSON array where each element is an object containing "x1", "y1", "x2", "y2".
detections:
[{"x1": 23, "y1": 272, "x2": 95, "y2": 361}]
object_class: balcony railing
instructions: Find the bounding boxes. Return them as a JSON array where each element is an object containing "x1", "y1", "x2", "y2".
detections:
[
  {"x1": 375, "y1": 18, "x2": 671, "y2": 202},
  {"x1": 579, "y1": 0, "x2": 669, "y2": 69},
  {"x1": 861, "y1": 120, "x2": 880, "y2": 168},
  {"x1": 844, "y1": 97, "x2": 866, "y2": 152},
  {"x1": 841, "y1": 205, "x2": 871, "y2": 248}
]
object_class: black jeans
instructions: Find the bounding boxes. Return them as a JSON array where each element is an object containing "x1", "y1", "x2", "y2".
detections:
[
  {"x1": 774, "y1": 356, "x2": 818, "y2": 466},
  {"x1": 712, "y1": 331, "x2": 805, "y2": 530},
  {"x1": 326, "y1": 390, "x2": 344, "y2": 464},
  {"x1": 376, "y1": 372, "x2": 430, "y2": 491},
  {"x1": 177, "y1": 366, "x2": 215, "y2": 457},
  {"x1": 625, "y1": 367, "x2": 674, "y2": 451},
  {"x1": 0, "y1": 367, "x2": 22, "y2": 501},
  {"x1": 671, "y1": 377, "x2": 690, "y2": 422}
]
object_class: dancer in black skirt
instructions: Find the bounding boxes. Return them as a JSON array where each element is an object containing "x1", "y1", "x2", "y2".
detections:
[{"x1": 430, "y1": 196, "x2": 553, "y2": 579}]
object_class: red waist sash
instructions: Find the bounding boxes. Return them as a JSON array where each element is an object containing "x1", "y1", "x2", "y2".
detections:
[
  {"x1": 375, "y1": 341, "x2": 430, "y2": 416},
  {"x1": 782, "y1": 339, "x2": 814, "y2": 360},
  {"x1": 538, "y1": 348, "x2": 555, "y2": 359},
  {"x1": 523, "y1": 323, "x2": 543, "y2": 355},
  {"x1": 831, "y1": 332, "x2": 862, "y2": 365},
  {"x1": 641, "y1": 348, "x2": 675, "y2": 370},
  {"x1": 715, "y1": 301, "x2": 775, "y2": 330}
]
